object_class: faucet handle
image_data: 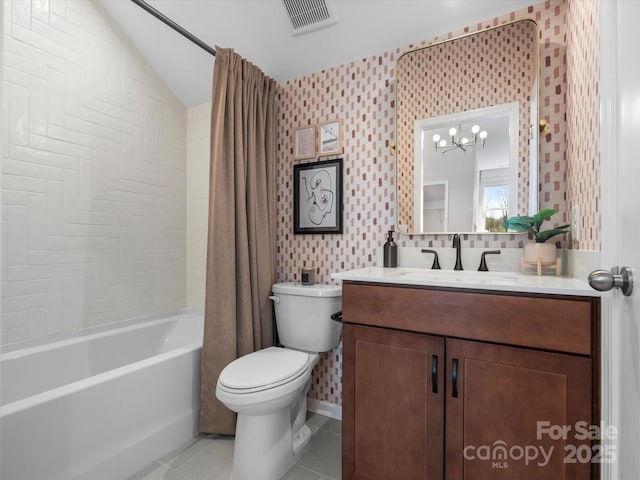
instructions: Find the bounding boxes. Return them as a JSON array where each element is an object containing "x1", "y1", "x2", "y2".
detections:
[
  {"x1": 478, "y1": 250, "x2": 501, "y2": 271},
  {"x1": 421, "y1": 249, "x2": 441, "y2": 269}
]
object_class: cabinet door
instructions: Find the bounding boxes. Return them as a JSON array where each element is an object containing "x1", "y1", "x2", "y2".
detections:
[
  {"x1": 343, "y1": 323, "x2": 445, "y2": 480},
  {"x1": 445, "y1": 338, "x2": 592, "y2": 479}
]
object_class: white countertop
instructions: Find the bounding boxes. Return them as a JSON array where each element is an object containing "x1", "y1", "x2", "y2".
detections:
[{"x1": 332, "y1": 267, "x2": 600, "y2": 297}]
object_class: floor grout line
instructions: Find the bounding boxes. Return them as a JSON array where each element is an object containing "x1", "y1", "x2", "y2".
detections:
[{"x1": 129, "y1": 413, "x2": 341, "y2": 480}]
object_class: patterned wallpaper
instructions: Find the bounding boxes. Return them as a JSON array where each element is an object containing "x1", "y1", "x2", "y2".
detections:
[
  {"x1": 396, "y1": 20, "x2": 537, "y2": 230},
  {"x1": 566, "y1": 0, "x2": 600, "y2": 249},
  {"x1": 276, "y1": 0, "x2": 599, "y2": 406}
]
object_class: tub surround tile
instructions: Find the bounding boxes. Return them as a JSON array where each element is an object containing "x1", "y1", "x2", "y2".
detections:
[
  {"x1": 2, "y1": 0, "x2": 187, "y2": 346},
  {"x1": 186, "y1": 103, "x2": 212, "y2": 312}
]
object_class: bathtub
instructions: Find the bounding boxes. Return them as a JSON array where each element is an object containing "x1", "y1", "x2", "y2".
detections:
[{"x1": 0, "y1": 309, "x2": 204, "y2": 480}]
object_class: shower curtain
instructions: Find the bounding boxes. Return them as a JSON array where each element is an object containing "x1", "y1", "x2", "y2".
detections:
[{"x1": 199, "y1": 47, "x2": 277, "y2": 435}]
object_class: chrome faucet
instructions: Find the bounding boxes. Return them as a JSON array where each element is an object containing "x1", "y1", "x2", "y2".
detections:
[{"x1": 452, "y1": 234, "x2": 463, "y2": 271}]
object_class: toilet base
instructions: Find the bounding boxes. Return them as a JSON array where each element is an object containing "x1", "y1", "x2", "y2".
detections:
[
  {"x1": 231, "y1": 406, "x2": 311, "y2": 480},
  {"x1": 292, "y1": 424, "x2": 312, "y2": 457}
]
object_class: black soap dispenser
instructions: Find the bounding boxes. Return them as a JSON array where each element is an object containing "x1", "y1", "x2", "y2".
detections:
[{"x1": 383, "y1": 230, "x2": 398, "y2": 267}]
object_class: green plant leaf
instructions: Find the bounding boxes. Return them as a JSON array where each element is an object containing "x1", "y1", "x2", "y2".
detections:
[
  {"x1": 531, "y1": 208, "x2": 559, "y2": 229},
  {"x1": 505, "y1": 209, "x2": 567, "y2": 242},
  {"x1": 504, "y1": 216, "x2": 536, "y2": 234},
  {"x1": 535, "y1": 225, "x2": 570, "y2": 243}
]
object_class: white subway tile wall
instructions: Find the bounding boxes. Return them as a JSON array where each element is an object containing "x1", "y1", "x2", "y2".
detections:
[
  {"x1": 2, "y1": 0, "x2": 187, "y2": 345},
  {"x1": 186, "y1": 103, "x2": 211, "y2": 312}
]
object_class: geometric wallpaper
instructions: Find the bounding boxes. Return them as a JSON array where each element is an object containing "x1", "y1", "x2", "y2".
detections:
[
  {"x1": 276, "y1": 0, "x2": 600, "y2": 406},
  {"x1": 566, "y1": 0, "x2": 600, "y2": 249}
]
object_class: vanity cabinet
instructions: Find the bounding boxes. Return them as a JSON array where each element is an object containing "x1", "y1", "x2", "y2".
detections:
[{"x1": 341, "y1": 282, "x2": 599, "y2": 480}]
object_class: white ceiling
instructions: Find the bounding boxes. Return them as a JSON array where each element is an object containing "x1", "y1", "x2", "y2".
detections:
[{"x1": 97, "y1": 0, "x2": 534, "y2": 107}]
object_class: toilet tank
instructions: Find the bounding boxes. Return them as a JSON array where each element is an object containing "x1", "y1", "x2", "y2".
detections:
[{"x1": 271, "y1": 282, "x2": 342, "y2": 352}]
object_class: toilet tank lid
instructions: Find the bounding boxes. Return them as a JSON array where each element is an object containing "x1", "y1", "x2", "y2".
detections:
[{"x1": 272, "y1": 282, "x2": 341, "y2": 297}]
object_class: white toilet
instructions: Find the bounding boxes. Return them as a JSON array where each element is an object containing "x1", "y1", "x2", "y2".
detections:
[{"x1": 215, "y1": 282, "x2": 342, "y2": 480}]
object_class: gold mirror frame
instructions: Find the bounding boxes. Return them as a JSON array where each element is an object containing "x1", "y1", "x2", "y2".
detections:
[{"x1": 395, "y1": 19, "x2": 540, "y2": 235}]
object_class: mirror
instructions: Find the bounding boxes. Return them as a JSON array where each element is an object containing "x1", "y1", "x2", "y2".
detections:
[{"x1": 395, "y1": 20, "x2": 539, "y2": 234}]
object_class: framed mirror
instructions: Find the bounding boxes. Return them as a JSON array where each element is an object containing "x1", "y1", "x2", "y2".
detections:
[{"x1": 395, "y1": 20, "x2": 539, "y2": 234}]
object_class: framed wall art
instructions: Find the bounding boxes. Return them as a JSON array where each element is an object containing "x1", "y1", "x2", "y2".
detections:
[
  {"x1": 293, "y1": 125, "x2": 316, "y2": 160},
  {"x1": 317, "y1": 120, "x2": 342, "y2": 156},
  {"x1": 293, "y1": 158, "x2": 343, "y2": 234}
]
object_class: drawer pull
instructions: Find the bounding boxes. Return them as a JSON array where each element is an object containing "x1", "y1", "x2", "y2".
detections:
[
  {"x1": 452, "y1": 358, "x2": 459, "y2": 398},
  {"x1": 431, "y1": 355, "x2": 438, "y2": 394}
]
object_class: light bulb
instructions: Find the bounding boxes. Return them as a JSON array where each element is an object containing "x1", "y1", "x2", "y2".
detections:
[
  {"x1": 432, "y1": 134, "x2": 440, "y2": 143},
  {"x1": 479, "y1": 131, "x2": 488, "y2": 139},
  {"x1": 449, "y1": 127, "x2": 457, "y2": 137},
  {"x1": 461, "y1": 138, "x2": 469, "y2": 144},
  {"x1": 471, "y1": 125, "x2": 480, "y2": 134},
  {"x1": 439, "y1": 139, "x2": 447, "y2": 147}
]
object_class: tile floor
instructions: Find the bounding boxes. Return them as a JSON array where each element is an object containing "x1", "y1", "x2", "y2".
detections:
[{"x1": 128, "y1": 413, "x2": 342, "y2": 480}]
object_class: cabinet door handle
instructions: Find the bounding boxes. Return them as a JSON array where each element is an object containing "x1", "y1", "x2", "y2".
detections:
[
  {"x1": 431, "y1": 355, "x2": 438, "y2": 394},
  {"x1": 452, "y1": 358, "x2": 459, "y2": 398}
]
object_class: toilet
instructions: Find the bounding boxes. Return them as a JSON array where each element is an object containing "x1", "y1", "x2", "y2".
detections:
[{"x1": 215, "y1": 282, "x2": 342, "y2": 480}]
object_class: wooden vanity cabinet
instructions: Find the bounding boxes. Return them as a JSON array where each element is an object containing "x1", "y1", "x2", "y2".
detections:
[
  {"x1": 342, "y1": 324, "x2": 445, "y2": 479},
  {"x1": 341, "y1": 282, "x2": 600, "y2": 480}
]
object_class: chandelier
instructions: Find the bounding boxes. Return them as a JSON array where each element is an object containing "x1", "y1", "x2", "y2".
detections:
[{"x1": 432, "y1": 124, "x2": 488, "y2": 154}]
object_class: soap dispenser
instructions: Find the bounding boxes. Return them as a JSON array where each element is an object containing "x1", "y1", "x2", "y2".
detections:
[{"x1": 383, "y1": 230, "x2": 398, "y2": 267}]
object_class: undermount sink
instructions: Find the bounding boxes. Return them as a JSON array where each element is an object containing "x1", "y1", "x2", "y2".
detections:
[{"x1": 388, "y1": 268, "x2": 519, "y2": 285}]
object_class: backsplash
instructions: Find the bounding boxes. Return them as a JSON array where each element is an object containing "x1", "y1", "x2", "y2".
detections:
[{"x1": 276, "y1": 0, "x2": 600, "y2": 406}]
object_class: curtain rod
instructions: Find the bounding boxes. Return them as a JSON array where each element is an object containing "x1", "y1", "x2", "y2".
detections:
[{"x1": 130, "y1": 0, "x2": 216, "y2": 57}]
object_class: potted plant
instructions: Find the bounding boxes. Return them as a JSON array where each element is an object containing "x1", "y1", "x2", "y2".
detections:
[{"x1": 505, "y1": 208, "x2": 570, "y2": 266}]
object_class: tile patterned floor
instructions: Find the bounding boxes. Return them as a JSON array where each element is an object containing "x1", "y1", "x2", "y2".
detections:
[{"x1": 128, "y1": 413, "x2": 341, "y2": 480}]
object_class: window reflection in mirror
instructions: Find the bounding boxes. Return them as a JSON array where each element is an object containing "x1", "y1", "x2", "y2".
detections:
[
  {"x1": 396, "y1": 19, "x2": 539, "y2": 235},
  {"x1": 414, "y1": 104, "x2": 518, "y2": 233}
]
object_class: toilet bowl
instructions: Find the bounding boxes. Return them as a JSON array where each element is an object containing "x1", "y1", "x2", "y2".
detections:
[
  {"x1": 215, "y1": 282, "x2": 342, "y2": 480},
  {"x1": 216, "y1": 347, "x2": 316, "y2": 415},
  {"x1": 216, "y1": 347, "x2": 318, "y2": 479}
]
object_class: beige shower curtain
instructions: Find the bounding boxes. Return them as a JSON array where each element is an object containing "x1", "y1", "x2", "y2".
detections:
[{"x1": 199, "y1": 47, "x2": 277, "y2": 435}]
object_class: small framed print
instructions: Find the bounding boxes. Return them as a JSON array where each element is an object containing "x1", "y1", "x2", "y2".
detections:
[
  {"x1": 317, "y1": 120, "x2": 342, "y2": 156},
  {"x1": 293, "y1": 125, "x2": 316, "y2": 160},
  {"x1": 293, "y1": 158, "x2": 343, "y2": 234}
]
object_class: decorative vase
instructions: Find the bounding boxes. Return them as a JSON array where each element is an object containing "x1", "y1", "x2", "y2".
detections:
[
  {"x1": 521, "y1": 242, "x2": 561, "y2": 276},
  {"x1": 523, "y1": 242, "x2": 557, "y2": 265}
]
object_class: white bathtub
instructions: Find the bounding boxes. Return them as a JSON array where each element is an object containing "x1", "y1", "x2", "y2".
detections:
[{"x1": 0, "y1": 309, "x2": 204, "y2": 480}]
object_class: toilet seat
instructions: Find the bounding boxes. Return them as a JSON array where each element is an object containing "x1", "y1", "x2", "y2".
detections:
[{"x1": 217, "y1": 347, "x2": 311, "y2": 394}]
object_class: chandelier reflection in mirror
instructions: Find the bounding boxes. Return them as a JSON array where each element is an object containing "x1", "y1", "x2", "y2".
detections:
[{"x1": 432, "y1": 124, "x2": 488, "y2": 154}]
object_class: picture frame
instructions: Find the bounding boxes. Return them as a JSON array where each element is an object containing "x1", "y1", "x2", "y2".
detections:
[
  {"x1": 317, "y1": 120, "x2": 342, "y2": 156},
  {"x1": 293, "y1": 125, "x2": 316, "y2": 160},
  {"x1": 293, "y1": 158, "x2": 343, "y2": 234}
]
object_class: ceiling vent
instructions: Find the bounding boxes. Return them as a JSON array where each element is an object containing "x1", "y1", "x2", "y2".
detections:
[{"x1": 281, "y1": 0, "x2": 339, "y2": 36}]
